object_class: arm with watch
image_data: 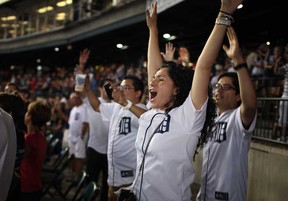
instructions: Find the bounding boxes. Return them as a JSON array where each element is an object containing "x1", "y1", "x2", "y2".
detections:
[{"x1": 223, "y1": 27, "x2": 257, "y2": 127}]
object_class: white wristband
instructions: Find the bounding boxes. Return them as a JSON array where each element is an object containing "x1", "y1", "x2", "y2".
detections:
[
  {"x1": 123, "y1": 100, "x2": 133, "y2": 110},
  {"x1": 215, "y1": 16, "x2": 232, "y2": 26}
]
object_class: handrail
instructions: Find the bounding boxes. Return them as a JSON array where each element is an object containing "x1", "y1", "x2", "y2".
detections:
[{"x1": 253, "y1": 96, "x2": 288, "y2": 145}]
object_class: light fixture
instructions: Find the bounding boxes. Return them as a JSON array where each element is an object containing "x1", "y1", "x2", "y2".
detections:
[
  {"x1": 55, "y1": 47, "x2": 59, "y2": 52},
  {"x1": 168, "y1": 35, "x2": 177, "y2": 40},
  {"x1": 0, "y1": 0, "x2": 10, "y2": 6},
  {"x1": 56, "y1": 12, "x2": 66, "y2": 21},
  {"x1": 163, "y1": 33, "x2": 171, "y2": 39},
  {"x1": 20, "y1": 21, "x2": 28, "y2": 25},
  {"x1": 237, "y1": 4, "x2": 243, "y2": 9},
  {"x1": 38, "y1": 6, "x2": 54, "y2": 14},
  {"x1": 116, "y1": 43, "x2": 123, "y2": 49},
  {"x1": 116, "y1": 43, "x2": 128, "y2": 50},
  {"x1": 1, "y1": 15, "x2": 16, "y2": 21},
  {"x1": 163, "y1": 33, "x2": 177, "y2": 41},
  {"x1": 57, "y1": 1, "x2": 66, "y2": 7},
  {"x1": 57, "y1": 0, "x2": 73, "y2": 7}
]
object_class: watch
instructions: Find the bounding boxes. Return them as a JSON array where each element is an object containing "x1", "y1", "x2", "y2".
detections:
[{"x1": 123, "y1": 100, "x2": 133, "y2": 110}]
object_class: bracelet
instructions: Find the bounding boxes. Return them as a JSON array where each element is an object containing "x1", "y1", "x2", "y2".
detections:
[
  {"x1": 234, "y1": 63, "x2": 248, "y2": 71},
  {"x1": 219, "y1": 11, "x2": 234, "y2": 23},
  {"x1": 220, "y1": 10, "x2": 232, "y2": 15},
  {"x1": 123, "y1": 100, "x2": 133, "y2": 110},
  {"x1": 215, "y1": 16, "x2": 232, "y2": 27}
]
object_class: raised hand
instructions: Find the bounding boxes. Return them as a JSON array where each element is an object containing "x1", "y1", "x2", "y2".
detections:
[
  {"x1": 161, "y1": 42, "x2": 175, "y2": 62},
  {"x1": 78, "y1": 48, "x2": 91, "y2": 72},
  {"x1": 220, "y1": 0, "x2": 243, "y2": 14},
  {"x1": 111, "y1": 87, "x2": 127, "y2": 106},
  {"x1": 146, "y1": 2, "x2": 157, "y2": 30},
  {"x1": 222, "y1": 27, "x2": 243, "y2": 63}
]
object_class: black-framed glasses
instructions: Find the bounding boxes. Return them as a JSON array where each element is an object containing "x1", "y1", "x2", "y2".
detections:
[
  {"x1": 119, "y1": 85, "x2": 135, "y2": 91},
  {"x1": 212, "y1": 83, "x2": 236, "y2": 91}
]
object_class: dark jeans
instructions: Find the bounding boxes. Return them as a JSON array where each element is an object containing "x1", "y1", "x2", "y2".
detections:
[{"x1": 86, "y1": 147, "x2": 108, "y2": 201}]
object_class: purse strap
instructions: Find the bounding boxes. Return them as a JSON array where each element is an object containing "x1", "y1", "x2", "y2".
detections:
[{"x1": 131, "y1": 113, "x2": 169, "y2": 193}]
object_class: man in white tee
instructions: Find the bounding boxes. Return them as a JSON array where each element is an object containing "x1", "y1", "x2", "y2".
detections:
[
  {"x1": 197, "y1": 28, "x2": 257, "y2": 201},
  {"x1": 84, "y1": 75, "x2": 147, "y2": 201},
  {"x1": 68, "y1": 92, "x2": 89, "y2": 177}
]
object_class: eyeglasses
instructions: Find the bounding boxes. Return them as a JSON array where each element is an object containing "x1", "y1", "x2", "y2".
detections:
[
  {"x1": 212, "y1": 83, "x2": 236, "y2": 91},
  {"x1": 119, "y1": 85, "x2": 135, "y2": 91}
]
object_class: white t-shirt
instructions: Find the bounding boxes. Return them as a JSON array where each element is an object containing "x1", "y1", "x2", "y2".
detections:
[
  {"x1": 100, "y1": 102, "x2": 147, "y2": 186},
  {"x1": 84, "y1": 97, "x2": 109, "y2": 154},
  {"x1": 197, "y1": 107, "x2": 257, "y2": 201},
  {"x1": 68, "y1": 104, "x2": 88, "y2": 143},
  {"x1": 134, "y1": 96, "x2": 208, "y2": 201},
  {"x1": 0, "y1": 108, "x2": 16, "y2": 201}
]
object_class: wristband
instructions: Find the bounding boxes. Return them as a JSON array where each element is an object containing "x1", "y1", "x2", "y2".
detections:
[
  {"x1": 123, "y1": 100, "x2": 133, "y2": 110},
  {"x1": 215, "y1": 16, "x2": 232, "y2": 27},
  {"x1": 234, "y1": 63, "x2": 248, "y2": 71},
  {"x1": 220, "y1": 10, "x2": 232, "y2": 15}
]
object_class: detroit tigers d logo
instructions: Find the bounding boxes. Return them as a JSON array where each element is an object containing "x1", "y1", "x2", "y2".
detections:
[
  {"x1": 119, "y1": 117, "x2": 131, "y2": 135},
  {"x1": 211, "y1": 122, "x2": 227, "y2": 143}
]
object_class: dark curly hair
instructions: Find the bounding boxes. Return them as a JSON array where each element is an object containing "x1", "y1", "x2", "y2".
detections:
[
  {"x1": 161, "y1": 61, "x2": 193, "y2": 110},
  {"x1": 194, "y1": 86, "x2": 217, "y2": 159},
  {"x1": 160, "y1": 61, "x2": 216, "y2": 159}
]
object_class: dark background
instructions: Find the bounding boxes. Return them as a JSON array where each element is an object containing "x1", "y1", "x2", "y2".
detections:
[{"x1": 0, "y1": 0, "x2": 287, "y2": 69}]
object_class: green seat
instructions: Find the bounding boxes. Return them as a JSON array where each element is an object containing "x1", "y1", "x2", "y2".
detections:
[{"x1": 77, "y1": 181, "x2": 100, "y2": 201}]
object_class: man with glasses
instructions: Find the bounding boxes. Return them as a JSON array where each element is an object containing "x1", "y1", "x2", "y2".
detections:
[
  {"x1": 197, "y1": 28, "x2": 257, "y2": 201},
  {"x1": 83, "y1": 73, "x2": 147, "y2": 201}
]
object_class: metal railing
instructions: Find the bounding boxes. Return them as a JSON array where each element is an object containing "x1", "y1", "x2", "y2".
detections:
[{"x1": 253, "y1": 97, "x2": 288, "y2": 145}]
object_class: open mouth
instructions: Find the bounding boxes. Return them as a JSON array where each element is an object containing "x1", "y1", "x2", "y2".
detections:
[
  {"x1": 149, "y1": 90, "x2": 157, "y2": 99},
  {"x1": 214, "y1": 93, "x2": 223, "y2": 99}
]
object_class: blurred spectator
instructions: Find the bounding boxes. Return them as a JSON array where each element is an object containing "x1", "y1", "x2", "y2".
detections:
[
  {"x1": 0, "y1": 108, "x2": 17, "y2": 201},
  {"x1": 250, "y1": 43, "x2": 269, "y2": 78},
  {"x1": 20, "y1": 101, "x2": 51, "y2": 201},
  {"x1": 273, "y1": 46, "x2": 288, "y2": 140},
  {"x1": 4, "y1": 82, "x2": 19, "y2": 93},
  {"x1": 68, "y1": 92, "x2": 89, "y2": 178},
  {"x1": 0, "y1": 92, "x2": 27, "y2": 201},
  {"x1": 83, "y1": 78, "x2": 113, "y2": 201}
]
